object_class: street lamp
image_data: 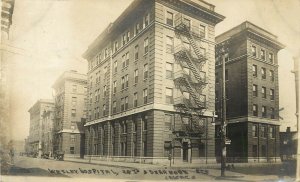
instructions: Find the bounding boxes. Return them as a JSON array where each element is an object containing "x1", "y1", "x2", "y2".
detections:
[{"x1": 216, "y1": 40, "x2": 229, "y2": 177}]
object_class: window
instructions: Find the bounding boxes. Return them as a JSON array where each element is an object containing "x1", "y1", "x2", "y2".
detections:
[
  {"x1": 261, "y1": 67, "x2": 266, "y2": 79},
  {"x1": 70, "y1": 147, "x2": 74, "y2": 154},
  {"x1": 253, "y1": 65, "x2": 257, "y2": 77},
  {"x1": 134, "y1": 45, "x2": 139, "y2": 60},
  {"x1": 72, "y1": 85, "x2": 77, "y2": 92},
  {"x1": 183, "y1": 18, "x2": 190, "y2": 30},
  {"x1": 166, "y1": 11, "x2": 173, "y2": 26},
  {"x1": 133, "y1": 119, "x2": 137, "y2": 132},
  {"x1": 269, "y1": 89, "x2": 275, "y2": 100},
  {"x1": 113, "y1": 101, "x2": 116, "y2": 114},
  {"x1": 164, "y1": 114, "x2": 173, "y2": 131},
  {"x1": 122, "y1": 34, "x2": 126, "y2": 46},
  {"x1": 135, "y1": 22, "x2": 140, "y2": 35},
  {"x1": 125, "y1": 96, "x2": 129, "y2": 110},
  {"x1": 103, "y1": 85, "x2": 107, "y2": 96},
  {"x1": 251, "y1": 45, "x2": 256, "y2": 57},
  {"x1": 142, "y1": 115, "x2": 147, "y2": 131},
  {"x1": 143, "y1": 89, "x2": 148, "y2": 104},
  {"x1": 261, "y1": 125, "x2": 267, "y2": 138},
  {"x1": 166, "y1": 36, "x2": 174, "y2": 53},
  {"x1": 165, "y1": 88, "x2": 173, "y2": 104},
  {"x1": 121, "y1": 98, "x2": 124, "y2": 111},
  {"x1": 144, "y1": 38, "x2": 149, "y2": 54},
  {"x1": 143, "y1": 64, "x2": 148, "y2": 79},
  {"x1": 71, "y1": 109, "x2": 76, "y2": 117},
  {"x1": 114, "y1": 61, "x2": 117, "y2": 73},
  {"x1": 133, "y1": 92, "x2": 138, "y2": 107},
  {"x1": 121, "y1": 121, "x2": 127, "y2": 133},
  {"x1": 253, "y1": 84, "x2": 258, "y2": 97},
  {"x1": 253, "y1": 104, "x2": 258, "y2": 116},
  {"x1": 199, "y1": 24, "x2": 206, "y2": 38},
  {"x1": 225, "y1": 69, "x2": 229, "y2": 81},
  {"x1": 122, "y1": 54, "x2": 126, "y2": 68},
  {"x1": 127, "y1": 31, "x2": 130, "y2": 42},
  {"x1": 269, "y1": 126, "x2": 275, "y2": 138},
  {"x1": 144, "y1": 13, "x2": 149, "y2": 27},
  {"x1": 252, "y1": 124, "x2": 258, "y2": 137},
  {"x1": 113, "y1": 81, "x2": 117, "y2": 94},
  {"x1": 125, "y1": 74, "x2": 129, "y2": 88},
  {"x1": 72, "y1": 97, "x2": 77, "y2": 107},
  {"x1": 134, "y1": 69, "x2": 138, "y2": 84},
  {"x1": 262, "y1": 87, "x2": 266, "y2": 98},
  {"x1": 216, "y1": 72, "x2": 219, "y2": 83},
  {"x1": 269, "y1": 53, "x2": 274, "y2": 63},
  {"x1": 262, "y1": 106, "x2": 267, "y2": 118},
  {"x1": 114, "y1": 41, "x2": 118, "y2": 52},
  {"x1": 252, "y1": 145, "x2": 258, "y2": 157},
  {"x1": 166, "y1": 62, "x2": 173, "y2": 79},
  {"x1": 269, "y1": 70, "x2": 274, "y2": 81},
  {"x1": 261, "y1": 49, "x2": 265, "y2": 60},
  {"x1": 71, "y1": 134, "x2": 75, "y2": 142},
  {"x1": 270, "y1": 107, "x2": 275, "y2": 119},
  {"x1": 125, "y1": 52, "x2": 129, "y2": 67},
  {"x1": 121, "y1": 76, "x2": 125, "y2": 90},
  {"x1": 103, "y1": 104, "x2": 106, "y2": 116}
]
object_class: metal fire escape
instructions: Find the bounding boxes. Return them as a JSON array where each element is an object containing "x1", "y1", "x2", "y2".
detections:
[{"x1": 173, "y1": 13, "x2": 208, "y2": 139}]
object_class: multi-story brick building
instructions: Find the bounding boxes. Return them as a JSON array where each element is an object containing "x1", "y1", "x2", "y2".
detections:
[
  {"x1": 52, "y1": 70, "x2": 87, "y2": 158},
  {"x1": 83, "y1": 0, "x2": 224, "y2": 164},
  {"x1": 41, "y1": 107, "x2": 54, "y2": 156},
  {"x1": 215, "y1": 21, "x2": 284, "y2": 163},
  {"x1": 28, "y1": 99, "x2": 54, "y2": 157}
]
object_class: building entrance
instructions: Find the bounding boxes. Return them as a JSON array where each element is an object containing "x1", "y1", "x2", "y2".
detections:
[{"x1": 182, "y1": 142, "x2": 189, "y2": 162}]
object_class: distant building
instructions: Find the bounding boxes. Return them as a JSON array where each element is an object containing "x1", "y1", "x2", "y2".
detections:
[
  {"x1": 41, "y1": 108, "x2": 55, "y2": 156},
  {"x1": 28, "y1": 99, "x2": 54, "y2": 157},
  {"x1": 280, "y1": 127, "x2": 298, "y2": 160},
  {"x1": 215, "y1": 21, "x2": 284, "y2": 163},
  {"x1": 83, "y1": 0, "x2": 224, "y2": 164},
  {"x1": 11, "y1": 140, "x2": 25, "y2": 155},
  {"x1": 52, "y1": 70, "x2": 87, "y2": 158}
]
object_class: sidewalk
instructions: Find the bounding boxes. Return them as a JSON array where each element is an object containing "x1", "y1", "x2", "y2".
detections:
[{"x1": 64, "y1": 157, "x2": 295, "y2": 181}]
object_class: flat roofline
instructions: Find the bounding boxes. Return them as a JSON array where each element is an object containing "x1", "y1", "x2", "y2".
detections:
[
  {"x1": 52, "y1": 70, "x2": 87, "y2": 89},
  {"x1": 28, "y1": 99, "x2": 54, "y2": 112}
]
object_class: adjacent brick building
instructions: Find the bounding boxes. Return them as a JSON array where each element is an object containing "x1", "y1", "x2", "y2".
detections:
[
  {"x1": 83, "y1": 0, "x2": 224, "y2": 164},
  {"x1": 28, "y1": 99, "x2": 54, "y2": 157},
  {"x1": 52, "y1": 70, "x2": 87, "y2": 158},
  {"x1": 215, "y1": 21, "x2": 284, "y2": 163},
  {"x1": 41, "y1": 107, "x2": 55, "y2": 156}
]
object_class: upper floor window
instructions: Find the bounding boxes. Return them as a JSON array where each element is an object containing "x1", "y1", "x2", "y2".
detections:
[
  {"x1": 133, "y1": 92, "x2": 138, "y2": 107},
  {"x1": 261, "y1": 125, "x2": 267, "y2": 138},
  {"x1": 72, "y1": 85, "x2": 77, "y2": 93},
  {"x1": 262, "y1": 106, "x2": 267, "y2": 118},
  {"x1": 261, "y1": 67, "x2": 266, "y2": 79},
  {"x1": 125, "y1": 96, "x2": 129, "y2": 110},
  {"x1": 270, "y1": 107, "x2": 275, "y2": 119},
  {"x1": 121, "y1": 76, "x2": 125, "y2": 90},
  {"x1": 199, "y1": 25, "x2": 206, "y2": 38},
  {"x1": 251, "y1": 45, "x2": 256, "y2": 57},
  {"x1": 72, "y1": 97, "x2": 77, "y2": 107},
  {"x1": 103, "y1": 85, "x2": 107, "y2": 96},
  {"x1": 253, "y1": 104, "x2": 258, "y2": 116},
  {"x1": 253, "y1": 84, "x2": 258, "y2": 97},
  {"x1": 166, "y1": 11, "x2": 173, "y2": 26},
  {"x1": 260, "y1": 49, "x2": 265, "y2": 60},
  {"x1": 269, "y1": 126, "x2": 275, "y2": 138},
  {"x1": 121, "y1": 98, "x2": 124, "y2": 111},
  {"x1": 144, "y1": 38, "x2": 149, "y2": 54},
  {"x1": 269, "y1": 53, "x2": 274, "y2": 63},
  {"x1": 114, "y1": 61, "x2": 117, "y2": 73},
  {"x1": 103, "y1": 104, "x2": 106, "y2": 116},
  {"x1": 135, "y1": 45, "x2": 139, "y2": 60},
  {"x1": 225, "y1": 69, "x2": 229, "y2": 81},
  {"x1": 105, "y1": 48, "x2": 109, "y2": 58},
  {"x1": 183, "y1": 18, "x2": 191, "y2": 30},
  {"x1": 270, "y1": 89, "x2": 274, "y2": 100},
  {"x1": 113, "y1": 101, "x2": 116, "y2": 114},
  {"x1": 164, "y1": 114, "x2": 173, "y2": 131},
  {"x1": 143, "y1": 89, "x2": 148, "y2": 104},
  {"x1": 253, "y1": 65, "x2": 257, "y2": 77},
  {"x1": 262, "y1": 86, "x2": 266, "y2": 98},
  {"x1": 166, "y1": 62, "x2": 173, "y2": 79},
  {"x1": 113, "y1": 81, "x2": 117, "y2": 94},
  {"x1": 135, "y1": 22, "x2": 141, "y2": 35},
  {"x1": 122, "y1": 34, "x2": 126, "y2": 46},
  {"x1": 114, "y1": 41, "x2": 118, "y2": 52},
  {"x1": 134, "y1": 69, "x2": 138, "y2": 84},
  {"x1": 126, "y1": 31, "x2": 130, "y2": 42},
  {"x1": 143, "y1": 64, "x2": 148, "y2": 79},
  {"x1": 269, "y1": 70, "x2": 274, "y2": 81},
  {"x1": 71, "y1": 109, "x2": 76, "y2": 117},
  {"x1": 125, "y1": 74, "x2": 129, "y2": 88}
]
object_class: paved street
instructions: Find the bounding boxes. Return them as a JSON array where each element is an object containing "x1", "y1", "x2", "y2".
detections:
[{"x1": 1, "y1": 156, "x2": 296, "y2": 181}]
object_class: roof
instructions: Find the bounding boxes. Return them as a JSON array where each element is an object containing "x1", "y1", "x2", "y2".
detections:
[
  {"x1": 52, "y1": 70, "x2": 87, "y2": 89},
  {"x1": 28, "y1": 99, "x2": 54, "y2": 113},
  {"x1": 216, "y1": 21, "x2": 285, "y2": 50}
]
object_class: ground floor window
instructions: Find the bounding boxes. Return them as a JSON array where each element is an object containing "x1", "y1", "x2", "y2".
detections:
[
  {"x1": 261, "y1": 145, "x2": 266, "y2": 157},
  {"x1": 70, "y1": 147, "x2": 74, "y2": 154}
]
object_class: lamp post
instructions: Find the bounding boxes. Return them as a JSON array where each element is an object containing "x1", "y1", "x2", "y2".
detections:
[
  {"x1": 292, "y1": 56, "x2": 299, "y2": 181},
  {"x1": 216, "y1": 41, "x2": 229, "y2": 177}
]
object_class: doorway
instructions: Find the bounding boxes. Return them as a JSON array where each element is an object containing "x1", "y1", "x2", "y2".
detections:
[{"x1": 182, "y1": 142, "x2": 189, "y2": 162}]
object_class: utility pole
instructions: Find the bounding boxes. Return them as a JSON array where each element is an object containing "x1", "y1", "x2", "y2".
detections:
[
  {"x1": 292, "y1": 56, "x2": 299, "y2": 182},
  {"x1": 217, "y1": 41, "x2": 229, "y2": 177}
]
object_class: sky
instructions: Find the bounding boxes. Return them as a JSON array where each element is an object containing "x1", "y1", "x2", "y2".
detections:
[{"x1": 5, "y1": 0, "x2": 300, "y2": 141}]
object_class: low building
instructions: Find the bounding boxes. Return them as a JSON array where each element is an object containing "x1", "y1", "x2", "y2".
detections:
[
  {"x1": 280, "y1": 127, "x2": 298, "y2": 161},
  {"x1": 28, "y1": 99, "x2": 54, "y2": 157}
]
